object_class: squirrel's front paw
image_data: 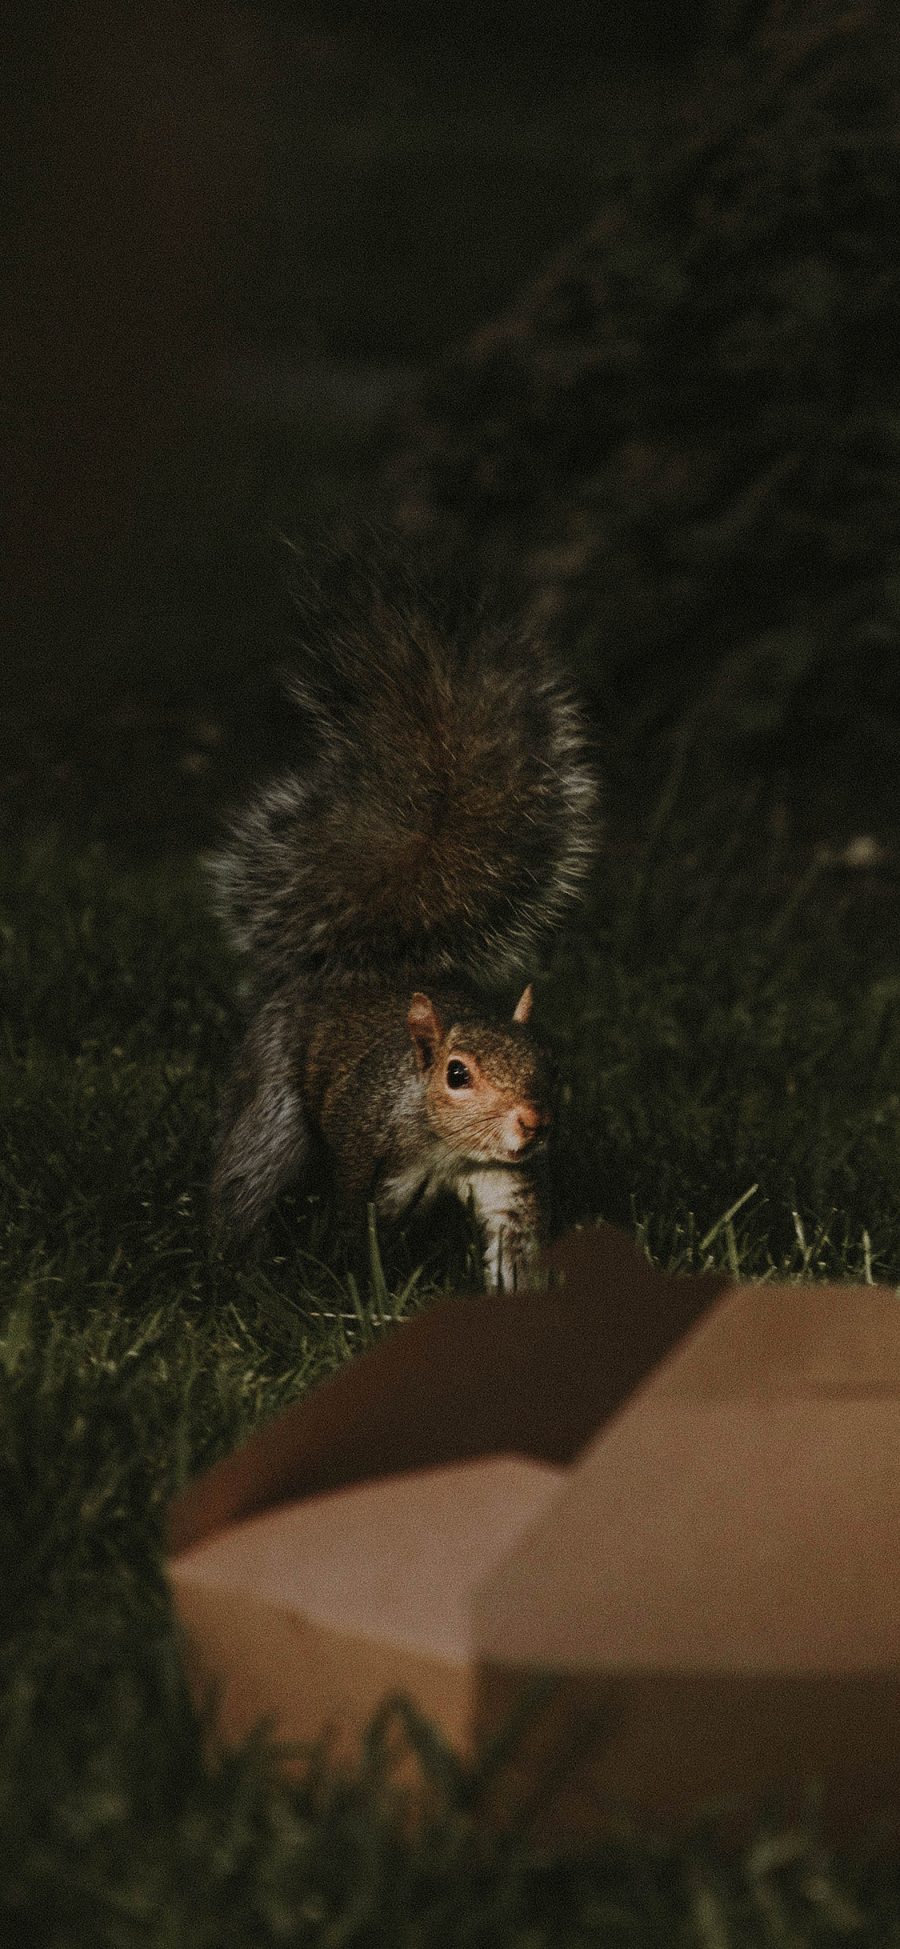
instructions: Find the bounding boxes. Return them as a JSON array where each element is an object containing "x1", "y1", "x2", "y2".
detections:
[
  {"x1": 463, "y1": 1166, "x2": 545, "y2": 1293},
  {"x1": 486, "y1": 1232, "x2": 545, "y2": 1293}
]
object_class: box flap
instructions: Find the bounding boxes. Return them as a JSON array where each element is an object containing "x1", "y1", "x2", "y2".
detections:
[
  {"x1": 474, "y1": 1398, "x2": 900, "y2": 1675},
  {"x1": 171, "y1": 1455, "x2": 562, "y2": 1755},
  {"x1": 168, "y1": 1225, "x2": 725, "y2": 1556},
  {"x1": 648, "y1": 1276, "x2": 900, "y2": 1399},
  {"x1": 171, "y1": 1455, "x2": 561, "y2": 1667}
]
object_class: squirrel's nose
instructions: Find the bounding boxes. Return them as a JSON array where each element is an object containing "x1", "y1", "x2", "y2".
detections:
[{"x1": 516, "y1": 1105, "x2": 550, "y2": 1144}]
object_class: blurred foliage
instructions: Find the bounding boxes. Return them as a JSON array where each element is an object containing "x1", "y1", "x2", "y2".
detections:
[
  {"x1": 249, "y1": 0, "x2": 709, "y2": 64},
  {"x1": 9, "y1": 0, "x2": 900, "y2": 847},
  {"x1": 379, "y1": 0, "x2": 900, "y2": 804}
]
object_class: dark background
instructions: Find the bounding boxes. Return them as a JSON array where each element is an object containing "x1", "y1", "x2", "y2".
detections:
[{"x1": 4, "y1": 0, "x2": 899, "y2": 847}]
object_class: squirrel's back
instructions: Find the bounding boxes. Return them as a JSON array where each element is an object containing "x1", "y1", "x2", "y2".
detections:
[{"x1": 211, "y1": 573, "x2": 597, "y2": 991}]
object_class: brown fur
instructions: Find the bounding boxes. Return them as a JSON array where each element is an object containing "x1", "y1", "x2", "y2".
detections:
[
  {"x1": 208, "y1": 575, "x2": 597, "y2": 1287},
  {"x1": 210, "y1": 590, "x2": 596, "y2": 992}
]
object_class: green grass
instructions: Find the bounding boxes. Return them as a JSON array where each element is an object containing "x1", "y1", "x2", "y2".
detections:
[{"x1": 4, "y1": 806, "x2": 900, "y2": 1945}]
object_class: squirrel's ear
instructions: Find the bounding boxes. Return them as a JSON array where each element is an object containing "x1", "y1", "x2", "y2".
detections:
[
  {"x1": 512, "y1": 982, "x2": 534, "y2": 1026},
  {"x1": 407, "y1": 992, "x2": 443, "y2": 1072}
]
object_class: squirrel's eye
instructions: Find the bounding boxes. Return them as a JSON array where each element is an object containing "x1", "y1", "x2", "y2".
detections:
[{"x1": 446, "y1": 1059, "x2": 471, "y2": 1090}]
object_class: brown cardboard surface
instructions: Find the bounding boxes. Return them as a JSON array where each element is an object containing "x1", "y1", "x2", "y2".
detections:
[
  {"x1": 473, "y1": 1252, "x2": 900, "y2": 1831},
  {"x1": 474, "y1": 1399, "x2": 900, "y2": 1671},
  {"x1": 166, "y1": 1224, "x2": 900, "y2": 1833},
  {"x1": 475, "y1": 1667, "x2": 900, "y2": 1837},
  {"x1": 167, "y1": 1224, "x2": 724, "y2": 1557},
  {"x1": 171, "y1": 1456, "x2": 561, "y2": 1753},
  {"x1": 646, "y1": 1275, "x2": 900, "y2": 1399},
  {"x1": 178, "y1": 1579, "x2": 476, "y2": 1757}
]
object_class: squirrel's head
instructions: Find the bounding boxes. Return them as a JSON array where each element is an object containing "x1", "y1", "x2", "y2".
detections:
[{"x1": 406, "y1": 987, "x2": 554, "y2": 1165}]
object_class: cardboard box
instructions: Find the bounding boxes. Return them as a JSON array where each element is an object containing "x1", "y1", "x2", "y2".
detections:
[
  {"x1": 168, "y1": 1226, "x2": 900, "y2": 1832},
  {"x1": 172, "y1": 1456, "x2": 562, "y2": 1757}
]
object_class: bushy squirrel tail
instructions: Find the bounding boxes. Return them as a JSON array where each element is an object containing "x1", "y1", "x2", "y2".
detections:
[{"x1": 210, "y1": 560, "x2": 598, "y2": 991}]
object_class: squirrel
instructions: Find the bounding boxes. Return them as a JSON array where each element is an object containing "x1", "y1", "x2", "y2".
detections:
[{"x1": 208, "y1": 559, "x2": 597, "y2": 1290}]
